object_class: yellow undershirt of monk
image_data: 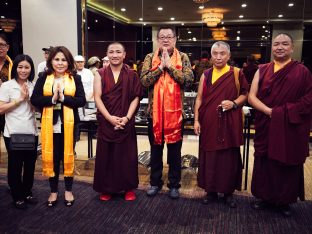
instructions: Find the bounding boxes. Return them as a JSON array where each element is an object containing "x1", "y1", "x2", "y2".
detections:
[
  {"x1": 212, "y1": 64, "x2": 230, "y2": 84},
  {"x1": 274, "y1": 58, "x2": 291, "y2": 73}
]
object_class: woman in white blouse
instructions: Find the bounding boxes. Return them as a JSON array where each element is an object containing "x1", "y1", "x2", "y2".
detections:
[{"x1": 0, "y1": 54, "x2": 39, "y2": 209}]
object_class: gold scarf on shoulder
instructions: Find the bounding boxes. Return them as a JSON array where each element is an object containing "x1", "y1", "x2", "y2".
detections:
[
  {"x1": 6, "y1": 55, "x2": 13, "y2": 80},
  {"x1": 41, "y1": 73, "x2": 76, "y2": 177}
]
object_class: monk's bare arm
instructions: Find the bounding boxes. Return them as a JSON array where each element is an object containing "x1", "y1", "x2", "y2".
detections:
[
  {"x1": 248, "y1": 70, "x2": 272, "y2": 116},
  {"x1": 193, "y1": 74, "x2": 204, "y2": 135},
  {"x1": 119, "y1": 97, "x2": 140, "y2": 126},
  {"x1": 93, "y1": 71, "x2": 121, "y2": 126}
]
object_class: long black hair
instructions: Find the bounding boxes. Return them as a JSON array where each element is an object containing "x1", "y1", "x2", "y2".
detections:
[{"x1": 11, "y1": 54, "x2": 35, "y2": 82}]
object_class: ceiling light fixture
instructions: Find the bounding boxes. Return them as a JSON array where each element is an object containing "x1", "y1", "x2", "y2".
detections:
[
  {"x1": 241, "y1": 4, "x2": 247, "y2": 8},
  {"x1": 188, "y1": 31, "x2": 192, "y2": 34},
  {"x1": 288, "y1": 3, "x2": 294, "y2": 7},
  {"x1": 0, "y1": 19, "x2": 16, "y2": 32},
  {"x1": 121, "y1": 8, "x2": 126, "y2": 12},
  {"x1": 170, "y1": 17, "x2": 175, "y2": 20},
  {"x1": 139, "y1": 18, "x2": 143, "y2": 21},
  {"x1": 193, "y1": 0, "x2": 209, "y2": 3},
  {"x1": 158, "y1": 7, "x2": 163, "y2": 11},
  {"x1": 201, "y1": 8, "x2": 227, "y2": 27},
  {"x1": 211, "y1": 28, "x2": 229, "y2": 40},
  {"x1": 199, "y1": 6, "x2": 204, "y2": 10},
  {"x1": 278, "y1": 14, "x2": 283, "y2": 18},
  {"x1": 239, "y1": 15, "x2": 244, "y2": 18}
]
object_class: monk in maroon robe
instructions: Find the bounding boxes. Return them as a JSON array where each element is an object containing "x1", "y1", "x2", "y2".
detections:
[
  {"x1": 93, "y1": 42, "x2": 142, "y2": 201},
  {"x1": 249, "y1": 33, "x2": 312, "y2": 217},
  {"x1": 194, "y1": 41, "x2": 248, "y2": 208}
]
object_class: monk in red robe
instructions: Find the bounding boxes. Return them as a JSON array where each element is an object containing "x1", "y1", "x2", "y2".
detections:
[
  {"x1": 93, "y1": 42, "x2": 142, "y2": 201},
  {"x1": 194, "y1": 41, "x2": 248, "y2": 208},
  {"x1": 249, "y1": 33, "x2": 312, "y2": 217}
]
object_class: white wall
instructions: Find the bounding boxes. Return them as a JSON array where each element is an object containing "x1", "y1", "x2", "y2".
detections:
[{"x1": 21, "y1": 0, "x2": 78, "y2": 76}]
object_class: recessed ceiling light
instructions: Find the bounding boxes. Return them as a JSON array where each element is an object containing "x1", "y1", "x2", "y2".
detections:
[
  {"x1": 262, "y1": 35, "x2": 265, "y2": 38},
  {"x1": 236, "y1": 36, "x2": 240, "y2": 40},
  {"x1": 143, "y1": 23, "x2": 146, "y2": 26},
  {"x1": 170, "y1": 17, "x2": 175, "y2": 21},
  {"x1": 222, "y1": 27, "x2": 225, "y2": 30},
  {"x1": 241, "y1": 3, "x2": 247, "y2": 8},
  {"x1": 265, "y1": 30, "x2": 268, "y2": 32},
  {"x1": 239, "y1": 15, "x2": 244, "y2": 18},
  {"x1": 237, "y1": 31, "x2": 241, "y2": 34},
  {"x1": 266, "y1": 20, "x2": 269, "y2": 23},
  {"x1": 288, "y1": 3, "x2": 294, "y2": 7},
  {"x1": 221, "y1": 21, "x2": 224, "y2": 24},
  {"x1": 199, "y1": 6, "x2": 204, "y2": 10},
  {"x1": 188, "y1": 31, "x2": 192, "y2": 34},
  {"x1": 0, "y1": 28, "x2": 2, "y2": 31},
  {"x1": 193, "y1": 37, "x2": 197, "y2": 41},
  {"x1": 181, "y1": 22, "x2": 185, "y2": 26},
  {"x1": 5, "y1": 2, "x2": 8, "y2": 5},
  {"x1": 139, "y1": 18, "x2": 143, "y2": 21},
  {"x1": 121, "y1": 8, "x2": 126, "y2": 12},
  {"x1": 95, "y1": 19, "x2": 98, "y2": 23},
  {"x1": 158, "y1": 7, "x2": 163, "y2": 11},
  {"x1": 188, "y1": 38, "x2": 192, "y2": 41},
  {"x1": 262, "y1": 26, "x2": 266, "y2": 28},
  {"x1": 278, "y1": 14, "x2": 283, "y2": 18},
  {"x1": 1, "y1": 16, "x2": 5, "y2": 19},
  {"x1": 88, "y1": 27, "x2": 90, "y2": 29}
]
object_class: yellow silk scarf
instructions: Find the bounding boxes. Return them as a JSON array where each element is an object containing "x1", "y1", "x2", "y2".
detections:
[
  {"x1": 151, "y1": 48, "x2": 183, "y2": 144},
  {"x1": 41, "y1": 73, "x2": 76, "y2": 177},
  {"x1": 6, "y1": 55, "x2": 13, "y2": 80}
]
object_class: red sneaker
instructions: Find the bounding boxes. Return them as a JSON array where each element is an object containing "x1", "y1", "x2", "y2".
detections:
[
  {"x1": 125, "y1": 190, "x2": 136, "y2": 201},
  {"x1": 100, "y1": 193, "x2": 111, "y2": 201}
]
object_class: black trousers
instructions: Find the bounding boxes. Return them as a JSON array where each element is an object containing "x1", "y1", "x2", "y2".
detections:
[
  {"x1": 49, "y1": 133, "x2": 73, "y2": 193},
  {"x1": 148, "y1": 119, "x2": 183, "y2": 189},
  {"x1": 4, "y1": 136, "x2": 38, "y2": 202}
]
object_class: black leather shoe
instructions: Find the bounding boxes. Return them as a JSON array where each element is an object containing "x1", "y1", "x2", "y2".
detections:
[
  {"x1": 279, "y1": 204, "x2": 292, "y2": 217},
  {"x1": 224, "y1": 195, "x2": 237, "y2": 208},
  {"x1": 64, "y1": 199, "x2": 75, "y2": 207},
  {"x1": 252, "y1": 200, "x2": 268, "y2": 210},
  {"x1": 168, "y1": 188, "x2": 180, "y2": 199},
  {"x1": 47, "y1": 200, "x2": 58, "y2": 207},
  {"x1": 15, "y1": 200, "x2": 27, "y2": 210},
  {"x1": 25, "y1": 196, "x2": 38, "y2": 205},
  {"x1": 202, "y1": 192, "x2": 218, "y2": 205},
  {"x1": 146, "y1": 186, "x2": 161, "y2": 197}
]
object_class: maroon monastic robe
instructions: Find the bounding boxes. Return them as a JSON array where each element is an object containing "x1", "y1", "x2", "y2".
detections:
[
  {"x1": 93, "y1": 65, "x2": 142, "y2": 193},
  {"x1": 197, "y1": 67, "x2": 248, "y2": 194},
  {"x1": 251, "y1": 61, "x2": 312, "y2": 204}
]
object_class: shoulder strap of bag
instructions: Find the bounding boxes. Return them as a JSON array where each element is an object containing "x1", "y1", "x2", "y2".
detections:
[{"x1": 233, "y1": 67, "x2": 240, "y2": 97}]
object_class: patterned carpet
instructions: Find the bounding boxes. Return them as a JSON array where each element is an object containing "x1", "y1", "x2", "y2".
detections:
[{"x1": 1, "y1": 174, "x2": 312, "y2": 234}]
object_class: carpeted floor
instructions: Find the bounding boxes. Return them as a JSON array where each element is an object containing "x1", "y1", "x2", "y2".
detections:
[{"x1": 1, "y1": 174, "x2": 312, "y2": 234}]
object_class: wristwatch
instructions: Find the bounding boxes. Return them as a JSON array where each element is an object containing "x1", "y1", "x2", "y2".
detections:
[{"x1": 232, "y1": 101, "x2": 238, "y2": 110}]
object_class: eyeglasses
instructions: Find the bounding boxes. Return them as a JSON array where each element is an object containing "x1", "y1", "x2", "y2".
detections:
[
  {"x1": 0, "y1": 43, "x2": 8, "y2": 49},
  {"x1": 158, "y1": 36, "x2": 175, "y2": 41}
]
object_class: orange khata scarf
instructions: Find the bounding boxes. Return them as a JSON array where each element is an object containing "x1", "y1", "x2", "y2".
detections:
[
  {"x1": 6, "y1": 55, "x2": 13, "y2": 80},
  {"x1": 41, "y1": 73, "x2": 76, "y2": 177},
  {"x1": 151, "y1": 48, "x2": 183, "y2": 145}
]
